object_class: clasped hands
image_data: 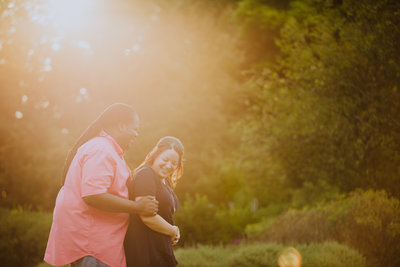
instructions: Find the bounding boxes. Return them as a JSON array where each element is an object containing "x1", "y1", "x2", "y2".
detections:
[{"x1": 171, "y1": 225, "x2": 180, "y2": 246}]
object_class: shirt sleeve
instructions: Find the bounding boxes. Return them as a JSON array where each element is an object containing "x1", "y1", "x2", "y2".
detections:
[
  {"x1": 132, "y1": 168, "x2": 157, "y2": 199},
  {"x1": 80, "y1": 149, "x2": 115, "y2": 197}
]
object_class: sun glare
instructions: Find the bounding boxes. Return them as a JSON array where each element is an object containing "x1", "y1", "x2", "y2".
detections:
[{"x1": 46, "y1": 0, "x2": 98, "y2": 29}]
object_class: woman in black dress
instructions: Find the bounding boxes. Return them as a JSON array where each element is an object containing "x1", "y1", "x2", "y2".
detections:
[{"x1": 124, "y1": 136, "x2": 184, "y2": 267}]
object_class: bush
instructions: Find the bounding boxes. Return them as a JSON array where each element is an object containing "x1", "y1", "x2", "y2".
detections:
[
  {"x1": 254, "y1": 190, "x2": 400, "y2": 266},
  {"x1": 0, "y1": 208, "x2": 52, "y2": 267},
  {"x1": 175, "y1": 194, "x2": 224, "y2": 246},
  {"x1": 227, "y1": 243, "x2": 283, "y2": 267},
  {"x1": 175, "y1": 242, "x2": 366, "y2": 267},
  {"x1": 175, "y1": 194, "x2": 257, "y2": 246},
  {"x1": 298, "y1": 242, "x2": 366, "y2": 267},
  {"x1": 174, "y1": 245, "x2": 230, "y2": 267}
]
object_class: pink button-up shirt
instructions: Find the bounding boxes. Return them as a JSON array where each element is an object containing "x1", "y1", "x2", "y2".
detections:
[{"x1": 44, "y1": 131, "x2": 131, "y2": 267}]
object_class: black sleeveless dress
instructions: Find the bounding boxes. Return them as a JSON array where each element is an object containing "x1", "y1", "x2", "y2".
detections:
[{"x1": 124, "y1": 166, "x2": 178, "y2": 267}]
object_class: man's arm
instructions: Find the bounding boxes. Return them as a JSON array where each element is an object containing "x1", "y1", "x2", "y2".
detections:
[{"x1": 83, "y1": 193, "x2": 158, "y2": 216}]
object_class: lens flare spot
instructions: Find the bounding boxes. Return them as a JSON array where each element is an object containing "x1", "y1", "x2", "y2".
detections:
[
  {"x1": 15, "y1": 111, "x2": 23, "y2": 119},
  {"x1": 43, "y1": 65, "x2": 52, "y2": 72},
  {"x1": 44, "y1": 57, "x2": 52, "y2": 65},
  {"x1": 75, "y1": 40, "x2": 91, "y2": 50},
  {"x1": 80, "y1": 88, "x2": 87, "y2": 95},
  {"x1": 132, "y1": 44, "x2": 141, "y2": 52},
  {"x1": 41, "y1": 36, "x2": 47, "y2": 44},
  {"x1": 150, "y1": 14, "x2": 159, "y2": 21},
  {"x1": 278, "y1": 247, "x2": 302, "y2": 267},
  {"x1": 52, "y1": 43, "x2": 61, "y2": 51},
  {"x1": 41, "y1": 101, "x2": 50, "y2": 108}
]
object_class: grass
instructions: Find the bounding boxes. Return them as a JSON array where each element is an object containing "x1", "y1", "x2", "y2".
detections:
[{"x1": 37, "y1": 262, "x2": 67, "y2": 267}]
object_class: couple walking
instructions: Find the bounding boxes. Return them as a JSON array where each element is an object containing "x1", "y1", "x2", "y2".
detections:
[{"x1": 44, "y1": 103, "x2": 184, "y2": 267}]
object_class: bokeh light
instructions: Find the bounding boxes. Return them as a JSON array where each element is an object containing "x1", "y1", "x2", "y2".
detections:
[
  {"x1": 15, "y1": 111, "x2": 23, "y2": 119},
  {"x1": 22, "y1": 95, "x2": 28, "y2": 103},
  {"x1": 278, "y1": 247, "x2": 302, "y2": 267}
]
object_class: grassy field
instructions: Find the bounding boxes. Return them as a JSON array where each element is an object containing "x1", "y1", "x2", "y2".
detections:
[{"x1": 37, "y1": 263, "x2": 66, "y2": 267}]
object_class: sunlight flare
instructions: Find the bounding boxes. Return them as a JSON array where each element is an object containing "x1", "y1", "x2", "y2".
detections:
[{"x1": 47, "y1": 0, "x2": 98, "y2": 29}]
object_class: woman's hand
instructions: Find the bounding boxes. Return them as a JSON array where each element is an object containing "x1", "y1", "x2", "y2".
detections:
[{"x1": 171, "y1": 226, "x2": 180, "y2": 245}]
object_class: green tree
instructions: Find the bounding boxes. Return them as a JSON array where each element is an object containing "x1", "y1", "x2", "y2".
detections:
[{"x1": 236, "y1": 0, "x2": 400, "y2": 204}]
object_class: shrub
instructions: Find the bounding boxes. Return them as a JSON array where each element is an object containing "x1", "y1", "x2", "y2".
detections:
[
  {"x1": 0, "y1": 208, "x2": 52, "y2": 267},
  {"x1": 298, "y1": 242, "x2": 366, "y2": 267},
  {"x1": 228, "y1": 242, "x2": 366, "y2": 267},
  {"x1": 175, "y1": 242, "x2": 366, "y2": 267},
  {"x1": 175, "y1": 194, "x2": 224, "y2": 246},
  {"x1": 254, "y1": 190, "x2": 400, "y2": 266},
  {"x1": 175, "y1": 194, "x2": 257, "y2": 246},
  {"x1": 174, "y1": 245, "x2": 230, "y2": 267},
  {"x1": 226, "y1": 243, "x2": 283, "y2": 267}
]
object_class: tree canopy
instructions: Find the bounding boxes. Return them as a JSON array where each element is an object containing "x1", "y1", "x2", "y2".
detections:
[{"x1": 1, "y1": 0, "x2": 399, "y2": 212}]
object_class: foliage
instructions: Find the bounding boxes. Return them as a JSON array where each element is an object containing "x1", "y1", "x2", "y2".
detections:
[
  {"x1": 297, "y1": 242, "x2": 366, "y2": 267},
  {"x1": 235, "y1": 0, "x2": 400, "y2": 205},
  {"x1": 175, "y1": 242, "x2": 366, "y2": 267},
  {"x1": 0, "y1": 208, "x2": 52, "y2": 267},
  {"x1": 226, "y1": 243, "x2": 282, "y2": 267},
  {"x1": 233, "y1": 0, "x2": 290, "y2": 66},
  {"x1": 290, "y1": 179, "x2": 340, "y2": 208},
  {"x1": 0, "y1": 119, "x2": 66, "y2": 210},
  {"x1": 253, "y1": 190, "x2": 400, "y2": 266},
  {"x1": 175, "y1": 194, "x2": 221, "y2": 245},
  {"x1": 174, "y1": 194, "x2": 258, "y2": 246},
  {"x1": 174, "y1": 245, "x2": 230, "y2": 267}
]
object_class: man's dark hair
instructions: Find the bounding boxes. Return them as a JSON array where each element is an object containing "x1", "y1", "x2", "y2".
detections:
[{"x1": 61, "y1": 103, "x2": 136, "y2": 185}]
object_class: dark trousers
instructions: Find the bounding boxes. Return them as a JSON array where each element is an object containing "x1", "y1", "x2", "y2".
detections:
[{"x1": 70, "y1": 256, "x2": 110, "y2": 267}]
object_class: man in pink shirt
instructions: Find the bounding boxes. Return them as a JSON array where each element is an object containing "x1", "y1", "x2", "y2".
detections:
[{"x1": 44, "y1": 103, "x2": 158, "y2": 267}]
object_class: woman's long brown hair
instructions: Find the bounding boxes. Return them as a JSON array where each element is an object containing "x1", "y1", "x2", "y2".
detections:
[
  {"x1": 61, "y1": 103, "x2": 136, "y2": 185},
  {"x1": 134, "y1": 136, "x2": 184, "y2": 189}
]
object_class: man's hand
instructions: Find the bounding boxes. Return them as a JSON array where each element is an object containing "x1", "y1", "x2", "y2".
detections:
[
  {"x1": 171, "y1": 226, "x2": 180, "y2": 245},
  {"x1": 135, "y1": 196, "x2": 158, "y2": 216}
]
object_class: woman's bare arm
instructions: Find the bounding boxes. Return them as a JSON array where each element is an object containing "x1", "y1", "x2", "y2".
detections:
[{"x1": 136, "y1": 196, "x2": 179, "y2": 239}]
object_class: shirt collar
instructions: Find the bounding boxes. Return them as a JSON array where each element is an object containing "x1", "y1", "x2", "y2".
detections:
[{"x1": 99, "y1": 130, "x2": 125, "y2": 157}]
